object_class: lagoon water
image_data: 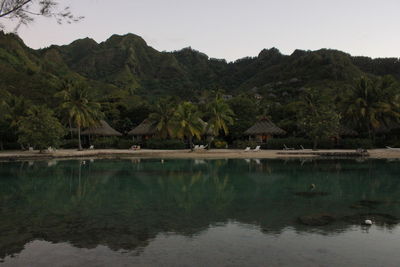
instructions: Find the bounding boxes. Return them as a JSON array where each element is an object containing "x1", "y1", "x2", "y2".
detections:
[{"x1": 0, "y1": 159, "x2": 400, "y2": 266}]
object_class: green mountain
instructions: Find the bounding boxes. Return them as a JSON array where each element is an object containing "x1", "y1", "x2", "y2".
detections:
[{"x1": 1, "y1": 31, "x2": 400, "y2": 103}]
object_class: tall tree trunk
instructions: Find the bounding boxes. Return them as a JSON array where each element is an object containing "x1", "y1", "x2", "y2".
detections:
[
  {"x1": 189, "y1": 136, "x2": 193, "y2": 151},
  {"x1": 313, "y1": 139, "x2": 318, "y2": 150},
  {"x1": 78, "y1": 126, "x2": 82, "y2": 151},
  {"x1": 69, "y1": 119, "x2": 73, "y2": 138},
  {"x1": 207, "y1": 136, "x2": 214, "y2": 150}
]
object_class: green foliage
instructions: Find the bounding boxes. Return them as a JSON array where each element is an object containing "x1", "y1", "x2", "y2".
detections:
[
  {"x1": 56, "y1": 80, "x2": 103, "y2": 150},
  {"x1": 295, "y1": 88, "x2": 341, "y2": 148},
  {"x1": 1, "y1": 33, "x2": 400, "y2": 149},
  {"x1": 116, "y1": 139, "x2": 133, "y2": 149},
  {"x1": 263, "y1": 138, "x2": 313, "y2": 150},
  {"x1": 206, "y1": 96, "x2": 234, "y2": 136},
  {"x1": 173, "y1": 102, "x2": 204, "y2": 149},
  {"x1": 146, "y1": 139, "x2": 186, "y2": 149},
  {"x1": 227, "y1": 96, "x2": 258, "y2": 141},
  {"x1": 18, "y1": 106, "x2": 65, "y2": 151},
  {"x1": 342, "y1": 76, "x2": 400, "y2": 138},
  {"x1": 91, "y1": 137, "x2": 118, "y2": 149},
  {"x1": 232, "y1": 140, "x2": 258, "y2": 149},
  {"x1": 148, "y1": 97, "x2": 177, "y2": 139},
  {"x1": 213, "y1": 140, "x2": 228, "y2": 149},
  {"x1": 339, "y1": 138, "x2": 373, "y2": 149},
  {"x1": 61, "y1": 139, "x2": 79, "y2": 149}
]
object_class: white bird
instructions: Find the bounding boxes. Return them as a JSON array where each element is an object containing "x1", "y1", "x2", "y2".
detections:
[{"x1": 364, "y1": 219, "x2": 373, "y2": 225}]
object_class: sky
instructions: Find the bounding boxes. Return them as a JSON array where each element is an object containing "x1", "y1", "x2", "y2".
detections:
[{"x1": 3, "y1": 0, "x2": 400, "y2": 62}]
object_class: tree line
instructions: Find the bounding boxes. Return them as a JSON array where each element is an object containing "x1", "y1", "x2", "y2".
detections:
[{"x1": 0, "y1": 74, "x2": 400, "y2": 152}]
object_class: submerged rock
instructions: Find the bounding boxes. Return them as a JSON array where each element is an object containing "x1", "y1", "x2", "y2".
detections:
[{"x1": 298, "y1": 213, "x2": 336, "y2": 226}]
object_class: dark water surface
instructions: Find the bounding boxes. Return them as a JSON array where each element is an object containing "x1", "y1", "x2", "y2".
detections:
[{"x1": 0, "y1": 158, "x2": 400, "y2": 266}]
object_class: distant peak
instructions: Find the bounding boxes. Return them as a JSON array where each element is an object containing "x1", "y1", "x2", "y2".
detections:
[
  {"x1": 106, "y1": 33, "x2": 147, "y2": 45},
  {"x1": 258, "y1": 47, "x2": 282, "y2": 58}
]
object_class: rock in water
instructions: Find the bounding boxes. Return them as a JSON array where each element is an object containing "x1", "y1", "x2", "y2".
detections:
[{"x1": 364, "y1": 219, "x2": 373, "y2": 225}]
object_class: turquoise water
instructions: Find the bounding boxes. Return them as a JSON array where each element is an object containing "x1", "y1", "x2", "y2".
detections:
[{"x1": 0, "y1": 158, "x2": 400, "y2": 266}]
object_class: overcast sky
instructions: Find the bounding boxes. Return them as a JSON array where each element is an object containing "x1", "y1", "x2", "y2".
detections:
[{"x1": 3, "y1": 0, "x2": 400, "y2": 61}]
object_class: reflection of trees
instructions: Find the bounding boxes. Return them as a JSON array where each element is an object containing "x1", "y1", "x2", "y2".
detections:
[{"x1": 0, "y1": 159, "x2": 400, "y2": 258}]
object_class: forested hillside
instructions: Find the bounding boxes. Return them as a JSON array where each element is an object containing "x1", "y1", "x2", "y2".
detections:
[{"x1": 1, "y1": 31, "x2": 400, "y2": 150}]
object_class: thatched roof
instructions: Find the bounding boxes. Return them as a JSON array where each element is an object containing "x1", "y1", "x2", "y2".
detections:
[
  {"x1": 244, "y1": 118, "x2": 286, "y2": 136},
  {"x1": 81, "y1": 120, "x2": 122, "y2": 136},
  {"x1": 338, "y1": 126, "x2": 358, "y2": 137},
  {"x1": 127, "y1": 120, "x2": 157, "y2": 136}
]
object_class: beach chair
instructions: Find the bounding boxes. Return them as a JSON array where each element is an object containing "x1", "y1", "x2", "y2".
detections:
[
  {"x1": 244, "y1": 147, "x2": 251, "y2": 152},
  {"x1": 253, "y1": 146, "x2": 261, "y2": 152},
  {"x1": 194, "y1": 145, "x2": 200, "y2": 150},
  {"x1": 283, "y1": 144, "x2": 294, "y2": 150},
  {"x1": 89, "y1": 145, "x2": 94, "y2": 150}
]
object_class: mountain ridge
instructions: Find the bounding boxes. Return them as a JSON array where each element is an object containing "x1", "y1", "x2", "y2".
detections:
[{"x1": 1, "y1": 31, "x2": 400, "y2": 103}]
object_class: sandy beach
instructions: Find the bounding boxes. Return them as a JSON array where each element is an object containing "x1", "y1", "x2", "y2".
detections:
[{"x1": 1, "y1": 148, "x2": 400, "y2": 161}]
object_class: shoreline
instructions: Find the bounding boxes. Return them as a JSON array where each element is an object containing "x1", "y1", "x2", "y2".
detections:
[{"x1": 1, "y1": 148, "x2": 400, "y2": 162}]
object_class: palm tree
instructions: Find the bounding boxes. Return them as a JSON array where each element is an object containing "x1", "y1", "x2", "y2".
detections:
[
  {"x1": 205, "y1": 97, "x2": 234, "y2": 149},
  {"x1": 343, "y1": 77, "x2": 400, "y2": 139},
  {"x1": 148, "y1": 98, "x2": 177, "y2": 139},
  {"x1": 173, "y1": 102, "x2": 204, "y2": 151},
  {"x1": 56, "y1": 82, "x2": 103, "y2": 150}
]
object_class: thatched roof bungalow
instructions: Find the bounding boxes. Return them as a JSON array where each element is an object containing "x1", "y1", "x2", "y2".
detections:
[
  {"x1": 127, "y1": 120, "x2": 157, "y2": 140},
  {"x1": 244, "y1": 118, "x2": 286, "y2": 142},
  {"x1": 82, "y1": 120, "x2": 122, "y2": 136}
]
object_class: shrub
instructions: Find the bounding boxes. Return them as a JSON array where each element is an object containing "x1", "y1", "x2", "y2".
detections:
[
  {"x1": 264, "y1": 138, "x2": 313, "y2": 149},
  {"x1": 317, "y1": 139, "x2": 335, "y2": 149},
  {"x1": 91, "y1": 137, "x2": 118, "y2": 149},
  {"x1": 340, "y1": 138, "x2": 373, "y2": 149},
  {"x1": 213, "y1": 140, "x2": 228, "y2": 149},
  {"x1": 232, "y1": 140, "x2": 258, "y2": 149},
  {"x1": 3, "y1": 142, "x2": 20, "y2": 150},
  {"x1": 146, "y1": 139, "x2": 186, "y2": 149},
  {"x1": 62, "y1": 139, "x2": 79, "y2": 149},
  {"x1": 116, "y1": 139, "x2": 134, "y2": 149}
]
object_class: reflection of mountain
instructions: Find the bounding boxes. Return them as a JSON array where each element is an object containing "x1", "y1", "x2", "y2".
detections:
[{"x1": 0, "y1": 159, "x2": 400, "y2": 258}]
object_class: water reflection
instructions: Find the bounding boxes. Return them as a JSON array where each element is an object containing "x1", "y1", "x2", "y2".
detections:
[{"x1": 0, "y1": 159, "x2": 399, "y2": 262}]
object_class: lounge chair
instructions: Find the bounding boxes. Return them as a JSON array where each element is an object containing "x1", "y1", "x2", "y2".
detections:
[
  {"x1": 253, "y1": 146, "x2": 261, "y2": 152},
  {"x1": 89, "y1": 145, "x2": 94, "y2": 150},
  {"x1": 283, "y1": 144, "x2": 294, "y2": 150},
  {"x1": 194, "y1": 145, "x2": 200, "y2": 150},
  {"x1": 244, "y1": 147, "x2": 251, "y2": 152},
  {"x1": 199, "y1": 145, "x2": 208, "y2": 149}
]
